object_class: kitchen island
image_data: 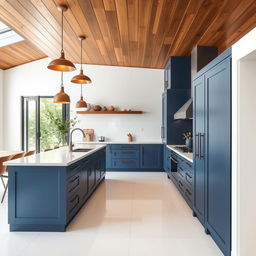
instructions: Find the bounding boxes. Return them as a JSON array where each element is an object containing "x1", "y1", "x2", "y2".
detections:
[{"x1": 4, "y1": 145, "x2": 106, "y2": 232}]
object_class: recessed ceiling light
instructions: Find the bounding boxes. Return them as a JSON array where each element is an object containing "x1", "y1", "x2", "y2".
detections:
[{"x1": 0, "y1": 21, "x2": 24, "y2": 48}]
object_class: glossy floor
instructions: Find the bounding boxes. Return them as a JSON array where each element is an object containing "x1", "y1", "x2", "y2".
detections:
[{"x1": 0, "y1": 172, "x2": 222, "y2": 256}]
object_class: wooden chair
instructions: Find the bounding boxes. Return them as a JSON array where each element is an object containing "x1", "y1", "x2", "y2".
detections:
[
  {"x1": 24, "y1": 150, "x2": 36, "y2": 157},
  {"x1": 0, "y1": 155, "x2": 12, "y2": 204},
  {"x1": 44, "y1": 148, "x2": 52, "y2": 152},
  {"x1": 1, "y1": 152, "x2": 25, "y2": 203}
]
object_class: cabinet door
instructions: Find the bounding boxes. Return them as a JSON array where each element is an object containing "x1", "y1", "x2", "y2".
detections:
[
  {"x1": 205, "y1": 58, "x2": 231, "y2": 255},
  {"x1": 140, "y1": 145, "x2": 162, "y2": 169},
  {"x1": 106, "y1": 145, "x2": 112, "y2": 168},
  {"x1": 164, "y1": 62, "x2": 170, "y2": 90},
  {"x1": 161, "y1": 93, "x2": 167, "y2": 143},
  {"x1": 88, "y1": 163, "x2": 96, "y2": 192},
  {"x1": 193, "y1": 75, "x2": 206, "y2": 225},
  {"x1": 80, "y1": 160, "x2": 89, "y2": 203}
]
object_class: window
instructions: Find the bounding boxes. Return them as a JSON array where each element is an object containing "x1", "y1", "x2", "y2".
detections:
[
  {"x1": 21, "y1": 96, "x2": 69, "y2": 152},
  {"x1": 0, "y1": 21, "x2": 24, "y2": 48}
]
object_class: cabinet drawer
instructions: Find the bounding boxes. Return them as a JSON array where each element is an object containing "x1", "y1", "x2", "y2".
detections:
[
  {"x1": 68, "y1": 193, "x2": 80, "y2": 216},
  {"x1": 177, "y1": 178, "x2": 185, "y2": 193},
  {"x1": 67, "y1": 163, "x2": 82, "y2": 178},
  {"x1": 67, "y1": 174, "x2": 80, "y2": 194},
  {"x1": 112, "y1": 159, "x2": 139, "y2": 169},
  {"x1": 177, "y1": 165, "x2": 185, "y2": 179},
  {"x1": 184, "y1": 171, "x2": 193, "y2": 187},
  {"x1": 112, "y1": 150, "x2": 140, "y2": 159},
  {"x1": 184, "y1": 185, "x2": 192, "y2": 204},
  {"x1": 110, "y1": 144, "x2": 140, "y2": 150}
]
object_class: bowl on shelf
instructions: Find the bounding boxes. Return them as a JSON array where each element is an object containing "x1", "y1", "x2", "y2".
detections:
[
  {"x1": 93, "y1": 105, "x2": 102, "y2": 111},
  {"x1": 107, "y1": 106, "x2": 115, "y2": 111}
]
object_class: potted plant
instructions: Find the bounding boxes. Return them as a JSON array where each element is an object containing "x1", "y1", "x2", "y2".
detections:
[{"x1": 45, "y1": 108, "x2": 78, "y2": 146}]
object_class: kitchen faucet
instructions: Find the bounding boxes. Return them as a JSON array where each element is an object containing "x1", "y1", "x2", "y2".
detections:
[{"x1": 69, "y1": 128, "x2": 86, "y2": 152}]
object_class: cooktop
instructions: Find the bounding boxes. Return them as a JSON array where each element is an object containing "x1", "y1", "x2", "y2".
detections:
[{"x1": 173, "y1": 146, "x2": 193, "y2": 153}]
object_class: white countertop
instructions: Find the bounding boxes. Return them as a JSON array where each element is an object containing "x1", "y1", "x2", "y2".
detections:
[
  {"x1": 4, "y1": 144, "x2": 106, "y2": 167},
  {"x1": 77, "y1": 141, "x2": 163, "y2": 144},
  {"x1": 167, "y1": 145, "x2": 193, "y2": 163}
]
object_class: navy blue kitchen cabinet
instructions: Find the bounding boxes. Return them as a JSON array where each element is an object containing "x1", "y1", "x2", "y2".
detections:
[
  {"x1": 106, "y1": 144, "x2": 162, "y2": 171},
  {"x1": 162, "y1": 90, "x2": 192, "y2": 145},
  {"x1": 163, "y1": 146, "x2": 171, "y2": 175},
  {"x1": 193, "y1": 75, "x2": 206, "y2": 226},
  {"x1": 164, "y1": 56, "x2": 191, "y2": 90},
  {"x1": 167, "y1": 148, "x2": 193, "y2": 209},
  {"x1": 8, "y1": 147, "x2": 106, "y2": 232},
  {"x1": 193, "y1": 48, "x2": 231, "y2": 256},
  {"x1": 162, "y1": 56, "x2": 192, "y2": 145},
  {"x1": 141, "y1": 144, "x2": 162, "y2": 169}
]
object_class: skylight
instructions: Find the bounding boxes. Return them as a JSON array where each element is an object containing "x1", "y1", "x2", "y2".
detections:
[{"x1": 0, "y1": 21, "x2": 24, "y2": 48}]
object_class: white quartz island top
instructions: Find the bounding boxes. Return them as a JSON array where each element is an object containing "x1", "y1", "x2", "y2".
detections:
[
  {"x1": 77, "y1": 141, "x2": 163, "y2": 144},
  {"x1": 167, "y1": 145, "x2": 193, "y2": 163},
  {"x1": 4, "y1": 144, "x2": 106, "y2": 167}
]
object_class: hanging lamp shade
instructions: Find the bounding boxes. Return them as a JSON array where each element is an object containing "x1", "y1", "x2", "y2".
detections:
[
  {"x1": 54, "y1": 86, "x2": 70, "y2": 104},
  {"x1": 54, "y1": 72, "x2": 70, "y2": 104},
  {"x1": 76, "y1": 84, "x2": 87, "y2": 108},
  {"x1": 47, "y1": 5, "x2": 76, "y2": 72},
  {"x1": 71, "y1": 36, "x2": 91, "y2": 84},
  {"x1": 76, "y1": 95, "x2": 87, "y2": 108},
  {"x1": 48, "y1": 51, "x2": 76, "y2": 72},
  {"x1": 71, "y1": 69, "x2": 91, "y2": 84}
]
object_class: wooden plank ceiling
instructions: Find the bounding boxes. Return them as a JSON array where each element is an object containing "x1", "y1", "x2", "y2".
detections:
[
  {"x1": 0, "y1": 40, "x2": 46, "y2": 69},
  {"x1": 0, "y1": 0, "x2": 256, "y2": 69}
]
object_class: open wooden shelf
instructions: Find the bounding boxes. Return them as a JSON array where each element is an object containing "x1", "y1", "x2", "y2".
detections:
[{"x1": 76, "y1": 110, "x2": 143, "y2": 114}]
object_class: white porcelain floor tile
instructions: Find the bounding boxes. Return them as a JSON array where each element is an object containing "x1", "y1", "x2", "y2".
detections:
[{"x1": 0, "y1": 172, "x2": 223, "y2": 256}]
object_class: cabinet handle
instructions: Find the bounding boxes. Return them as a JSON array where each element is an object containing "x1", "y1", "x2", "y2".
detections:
[
  {"x1": 194, "y1": 133, "x2": 199, "y2": 158},
  {"x1": 70, "y1": 165, "x2": 81, "y2": 173},
  {"x1": 185, "y1": 172, "x2": 192, "y2": 179},
  {"x1": 179, "y1": 166, "x2": 184, "y2": 171},
  {"x1": 142, "y1": 146, "x2": 144, "y2": 165},
  {"x1": 161, "y1": 127, "x2": 164, "y2": 138},
  {"x1": 199, "y1": 133, "x2": 204, "y2": 159},
  {"x1": 170, "y1": 156, "x2": 178, "y2": 164},
  {"x1": 122, "y1": 151, "x2": 134, "y2": 154},
  {"x1": 185, "y1": 162, "x2": 192, "y2": 168},
  {"x1": 178, "y1": 180, "x2": 183, "y2": 187},
  {"x1": 122, "y1": 160, "x2": 133, "y2": 163},
  {"x1": 185, "y1": 188, "x2": 191, "y2": 196}
]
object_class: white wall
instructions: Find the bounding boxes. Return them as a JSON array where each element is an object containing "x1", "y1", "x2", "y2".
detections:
[
  {"x1": 0, "y1": 69, "x2": 3, "y2": 150},
  {"x1": 2, "y1": 58, "x2": 163, "y2": 150},
  {"x1": 232, "y1": 28, "x2": 256, "y2": 256}
]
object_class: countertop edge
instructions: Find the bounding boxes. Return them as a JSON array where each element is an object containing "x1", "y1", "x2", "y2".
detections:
[
  {"x1": 4, "y1": 145, "x2": 106, "y2": 167},
  {"x1": 76, "y1": 141, "x2": 163, "y2": 144},
  {"x1": 166, "y1": 145, "x2": 193, "y2": 163}
]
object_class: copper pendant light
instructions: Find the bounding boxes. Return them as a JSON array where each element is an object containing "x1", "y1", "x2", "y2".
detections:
[
  {"x1": 54, "y1": 72, "x2": 70, "y2": 104},
  {"x1": 76, "y1": 85, "x2": 87, "y2": 108},
  {"x1": 47, "y1": 5, "x2": 76, "y2": 72},
  {"x1": 71, "y1": 36, "x2": 91, "y2": 84}
]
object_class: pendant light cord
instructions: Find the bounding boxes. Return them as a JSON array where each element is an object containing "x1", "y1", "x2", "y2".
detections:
[
  {"x1": 80, "y1": 38, "x2": 83, "y2": 71},
  {"x1": 61, "y1": 8, "x2": 64, "y2": 53},
  {"x1": 61, "y1": 72, "x2": 63, "y2": 87},
  {"x1": 80, "y1": 84, "x2": 83, "y2": 97}
]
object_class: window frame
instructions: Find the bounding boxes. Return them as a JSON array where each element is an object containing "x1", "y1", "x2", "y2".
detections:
[{"x1": 21, "y1": 96, "x2": 70, "y2": 152}]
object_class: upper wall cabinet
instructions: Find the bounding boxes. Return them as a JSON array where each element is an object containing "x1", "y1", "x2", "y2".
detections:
[{"x1": 164, "y1": 56, "x2": 191, "y2": 91}]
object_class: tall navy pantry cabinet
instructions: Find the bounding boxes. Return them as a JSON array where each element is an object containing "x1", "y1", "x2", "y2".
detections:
[{"x1": 193, "y1": 48, "x2": 231, "y2": 256}]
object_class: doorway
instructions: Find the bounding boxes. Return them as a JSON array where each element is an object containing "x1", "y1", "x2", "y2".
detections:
[{"x1": 21, "y1": 96, "x2": 69, "y2": 152}]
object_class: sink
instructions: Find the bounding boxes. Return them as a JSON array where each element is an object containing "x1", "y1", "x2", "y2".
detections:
[{"x1": 72, "y1": 148, "x2": 93, "y2": 152}]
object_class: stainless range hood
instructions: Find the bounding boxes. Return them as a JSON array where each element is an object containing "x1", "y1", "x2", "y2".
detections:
[
  {"x1": 174, "y1": 46, "x2": 218, "y2": 120},
  {"x1": 174, "y1": 99, "x2": 192, "y2": 120}
]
